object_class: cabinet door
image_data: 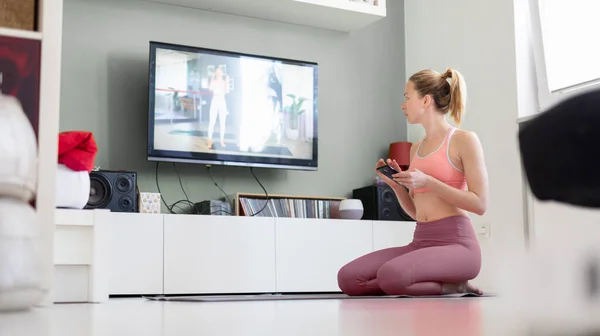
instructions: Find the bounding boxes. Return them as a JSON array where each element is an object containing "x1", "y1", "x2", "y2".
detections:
[
  {"x1": 109, "y1": 213, "x2": 164, "y2": 295},
  {"x1": 373, "y1": 221, "x2": 416, "y2": 250},
  {"x1": 163, "y1": 215, "x2": 276, "y2": 294},
  {"x1": 275, "y1": 218, "x2": 373, "y2": 292}
]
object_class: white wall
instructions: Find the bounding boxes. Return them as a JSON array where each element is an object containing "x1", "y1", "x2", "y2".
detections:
[{"x1": 404, "y1": 0, "x2": 526, "y2": 290}]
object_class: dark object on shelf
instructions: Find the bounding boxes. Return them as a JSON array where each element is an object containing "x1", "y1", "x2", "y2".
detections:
[
  {"x1": 195, "y1": 200, "x2": 233, "y2": 216},
  {"x1": 0, "y1": 0, "x2": 37, "y2": 31},
  {"x1": 85, "y1": 170, "x2": 138, "y2": 213},
  {"x1": 352, "y1": 185, "x2": 413, "y2": 221}
]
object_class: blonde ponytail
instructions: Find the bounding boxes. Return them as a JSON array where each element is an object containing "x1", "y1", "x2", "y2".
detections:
[
  {"x1": 409, "y1": 68, "x2": 468, "y2": 126},
  {"x1": 441, "y1": 69, "x2": 467, "y2": 126}
]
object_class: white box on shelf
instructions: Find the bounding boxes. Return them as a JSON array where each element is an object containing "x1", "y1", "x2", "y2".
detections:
[{"x1": 138, "y1": 192, "x2": 161, "y2": 214}]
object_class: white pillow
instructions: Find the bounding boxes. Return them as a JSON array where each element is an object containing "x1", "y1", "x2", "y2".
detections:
[{"x1": 0, "y1": 198, "x2": 45, "y2": 311}]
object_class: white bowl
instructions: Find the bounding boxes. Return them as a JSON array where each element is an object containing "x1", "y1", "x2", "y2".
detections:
[{"x1": 339, "y1": 199, "x2": 364, "y2": 220}]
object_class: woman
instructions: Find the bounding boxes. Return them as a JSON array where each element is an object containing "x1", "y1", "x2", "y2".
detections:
[{"x1": 338, "y1": 68, "x2": 488, "y2": 296}]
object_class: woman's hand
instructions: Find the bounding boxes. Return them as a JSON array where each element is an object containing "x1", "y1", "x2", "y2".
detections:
[
  {"x1": 393, "y1": 169, "x2": 431, "y2": 190},
  {"x1": 375, "y1": 158, "x2": 403, "y2": 187}
]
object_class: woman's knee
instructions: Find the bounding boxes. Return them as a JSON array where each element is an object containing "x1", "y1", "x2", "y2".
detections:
[
  {"x1": 337, "y1": 264, "x2": 357, "y2": 293},
  {"x1": 337, "y1": 263, "x2": 366, "y2": 296},
  {"x1": 376, "y1": 263, "x2": 412, "y2": 295}
]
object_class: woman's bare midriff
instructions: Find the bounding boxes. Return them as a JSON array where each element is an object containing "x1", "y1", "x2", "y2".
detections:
[{"x1": 412, "y1": 192, "x2": 467, "y2": 223}]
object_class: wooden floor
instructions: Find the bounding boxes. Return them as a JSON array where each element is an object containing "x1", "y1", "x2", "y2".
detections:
[{"x1": 0, "y1": 297, "x2": 541, "y2": 336}]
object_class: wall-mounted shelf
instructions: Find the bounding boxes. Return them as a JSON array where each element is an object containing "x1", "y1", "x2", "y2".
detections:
[
  {"x1": 0, "y1": 27, "x2": 42, "y2": 40},
  {"x1": 143, "y1": 0, "x2": 387, "y2": 32}
]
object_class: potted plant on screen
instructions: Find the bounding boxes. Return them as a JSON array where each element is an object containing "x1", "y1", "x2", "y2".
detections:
[{"x1": 284, "y1": 94, "x2": 308, "y2": 141}]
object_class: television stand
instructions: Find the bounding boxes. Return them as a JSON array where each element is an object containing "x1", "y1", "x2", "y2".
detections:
[{"x1": 53, "y1": 209, "x2": 417, "y2": 299}]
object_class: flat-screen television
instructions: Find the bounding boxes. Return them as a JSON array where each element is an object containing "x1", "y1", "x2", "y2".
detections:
[{"x1": 147, "y1": 41, "x2": 319, "y2": 170}]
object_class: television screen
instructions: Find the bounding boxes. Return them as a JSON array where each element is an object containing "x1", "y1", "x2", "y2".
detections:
[{"x1": 147, "y1": 41, "x2": 319, "y2": 170}]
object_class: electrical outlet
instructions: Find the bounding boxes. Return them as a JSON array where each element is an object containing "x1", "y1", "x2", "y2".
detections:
[{"x1": 477, "y1": 222, "x2": 491, "y2": 238}]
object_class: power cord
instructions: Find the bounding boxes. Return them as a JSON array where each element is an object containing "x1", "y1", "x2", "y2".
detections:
[
  {"x1": 156, "y1": 161, "x2": 235, "y2": 215},
  {"x1": 155, "y1": 162, "x2": 198, "y2": 214},
  {"x1": 172, "y1": 163, "x2": 190, "y2": 202},
  {"x1": 202, "y1": 165, "x2": 270, "y2": 216},
  {"x1": 155, "y1": 162, "x2": 269, "y2": 217},
  {"x1": 205, "y1": 165, "x2": 232, "y2": 205},
  {"x1": 249, "y1": 167, "x2": 269, "y2": 217},
  {"x1": 171, "y1": 163, "x2": 201, "y2": 214}
]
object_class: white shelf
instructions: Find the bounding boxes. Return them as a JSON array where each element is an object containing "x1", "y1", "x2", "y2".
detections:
[
  {"x1": 143, "y1": 0, "x2": 386, "y2": 32},
  {"x1": 0, "y1": 27, "x2": 42, "y2": 40}
]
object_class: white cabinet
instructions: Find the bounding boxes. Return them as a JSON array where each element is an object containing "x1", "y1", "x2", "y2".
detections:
[
  {"x1": 59, "y1": 209, "x2": 419, "y2": 296},
  {"x1": 109, "y1": 213, "x2": 164, "y2": 295},
  {"x1": 275, "y1": 218, "x2": 373, "y2": 292},
  {"x1": 142, "y1": 0, "x2": 386, "y2": 32},
  {"x1": 163, "y1": 215, "x2": 276, "y2": 294},
  {"x1": 373, "y1": 221, "x2": 416, "y2": 250}
]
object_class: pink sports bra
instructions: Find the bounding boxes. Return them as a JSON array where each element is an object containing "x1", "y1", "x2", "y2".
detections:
[{"x1": 409, "y1": 127, "x2": 467, "y2": 194}]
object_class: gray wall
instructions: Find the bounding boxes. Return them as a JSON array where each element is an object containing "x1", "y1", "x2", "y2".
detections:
[{"x1": 60, "y1": 0, "x2": 406, "y2": 212}]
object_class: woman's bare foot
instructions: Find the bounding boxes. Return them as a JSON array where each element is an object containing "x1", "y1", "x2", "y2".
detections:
[
  {"x1": 461, "y1": 281, "x2": 483, "y2": 295},
  {"x1": 442, "y1": 281, "x2": 483, "y2": 295}
]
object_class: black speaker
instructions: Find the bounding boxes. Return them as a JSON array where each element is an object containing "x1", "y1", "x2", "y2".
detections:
[
  {"x1": 85, "y1": 170, "x2": 138, "y2": 212},
  {"x1": 352, "y1": 184, "x2": 413, "y2": 221}
]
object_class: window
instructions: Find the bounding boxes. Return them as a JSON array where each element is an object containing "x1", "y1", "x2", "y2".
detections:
[{"x1": 529, "y1": 0, "x2": 600, "y2": 111}]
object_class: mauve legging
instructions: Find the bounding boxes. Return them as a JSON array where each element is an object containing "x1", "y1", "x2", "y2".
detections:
[{"x1": 337, "y1": 215, "x2": 481, "y2": 296}]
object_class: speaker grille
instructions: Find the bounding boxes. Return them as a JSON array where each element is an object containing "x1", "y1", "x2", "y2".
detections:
[
  {"x1": 115, "y1": 174, "x2": 134, "y2": 194},
  {"x1": 85, "y1": 170, "x2": 137, "y2": 212},
  {"x1": 87, "y1": 174, "x2": 112, "y2": 209},
  {"x1": 118, "y1": 195, "x2": 134, "y2": 212},
  {"x1": 352, "y1": 184, "x2": 413, "y2": 221}
]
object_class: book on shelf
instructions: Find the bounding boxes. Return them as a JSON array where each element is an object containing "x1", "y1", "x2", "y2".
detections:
[{"x1": 237, "y1": 195, "x2": 342, "y2": 219}]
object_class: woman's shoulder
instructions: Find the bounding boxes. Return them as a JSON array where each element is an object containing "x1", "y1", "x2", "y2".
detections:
[{"x1": 452, "y1": 128, "x2": 482, "y2": 151}]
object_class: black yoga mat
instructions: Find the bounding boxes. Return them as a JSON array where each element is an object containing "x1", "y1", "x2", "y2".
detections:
[{"x1": 144, "y1": 292, "x2": 494, "y2": 302}]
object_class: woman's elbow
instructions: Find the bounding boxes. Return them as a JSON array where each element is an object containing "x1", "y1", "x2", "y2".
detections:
[
  {"x1": 473, "y1": 201, "x2": 487, "y2": 216},
  {"x1": 473, "y1": 207, "x2": 486, "y2": 216}
]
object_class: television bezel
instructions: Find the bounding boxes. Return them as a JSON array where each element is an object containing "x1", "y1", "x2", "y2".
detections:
[{"x1": 147, "y1": 41, "x2": 319, "y2": 171}]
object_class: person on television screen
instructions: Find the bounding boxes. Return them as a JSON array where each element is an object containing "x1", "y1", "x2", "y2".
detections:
[
  {"x1": 268, "y1": 64, "x2": 284, "y2": 145},
  {"x1": 207, "y1": 66, "x2": 230, "y2": 149}
]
